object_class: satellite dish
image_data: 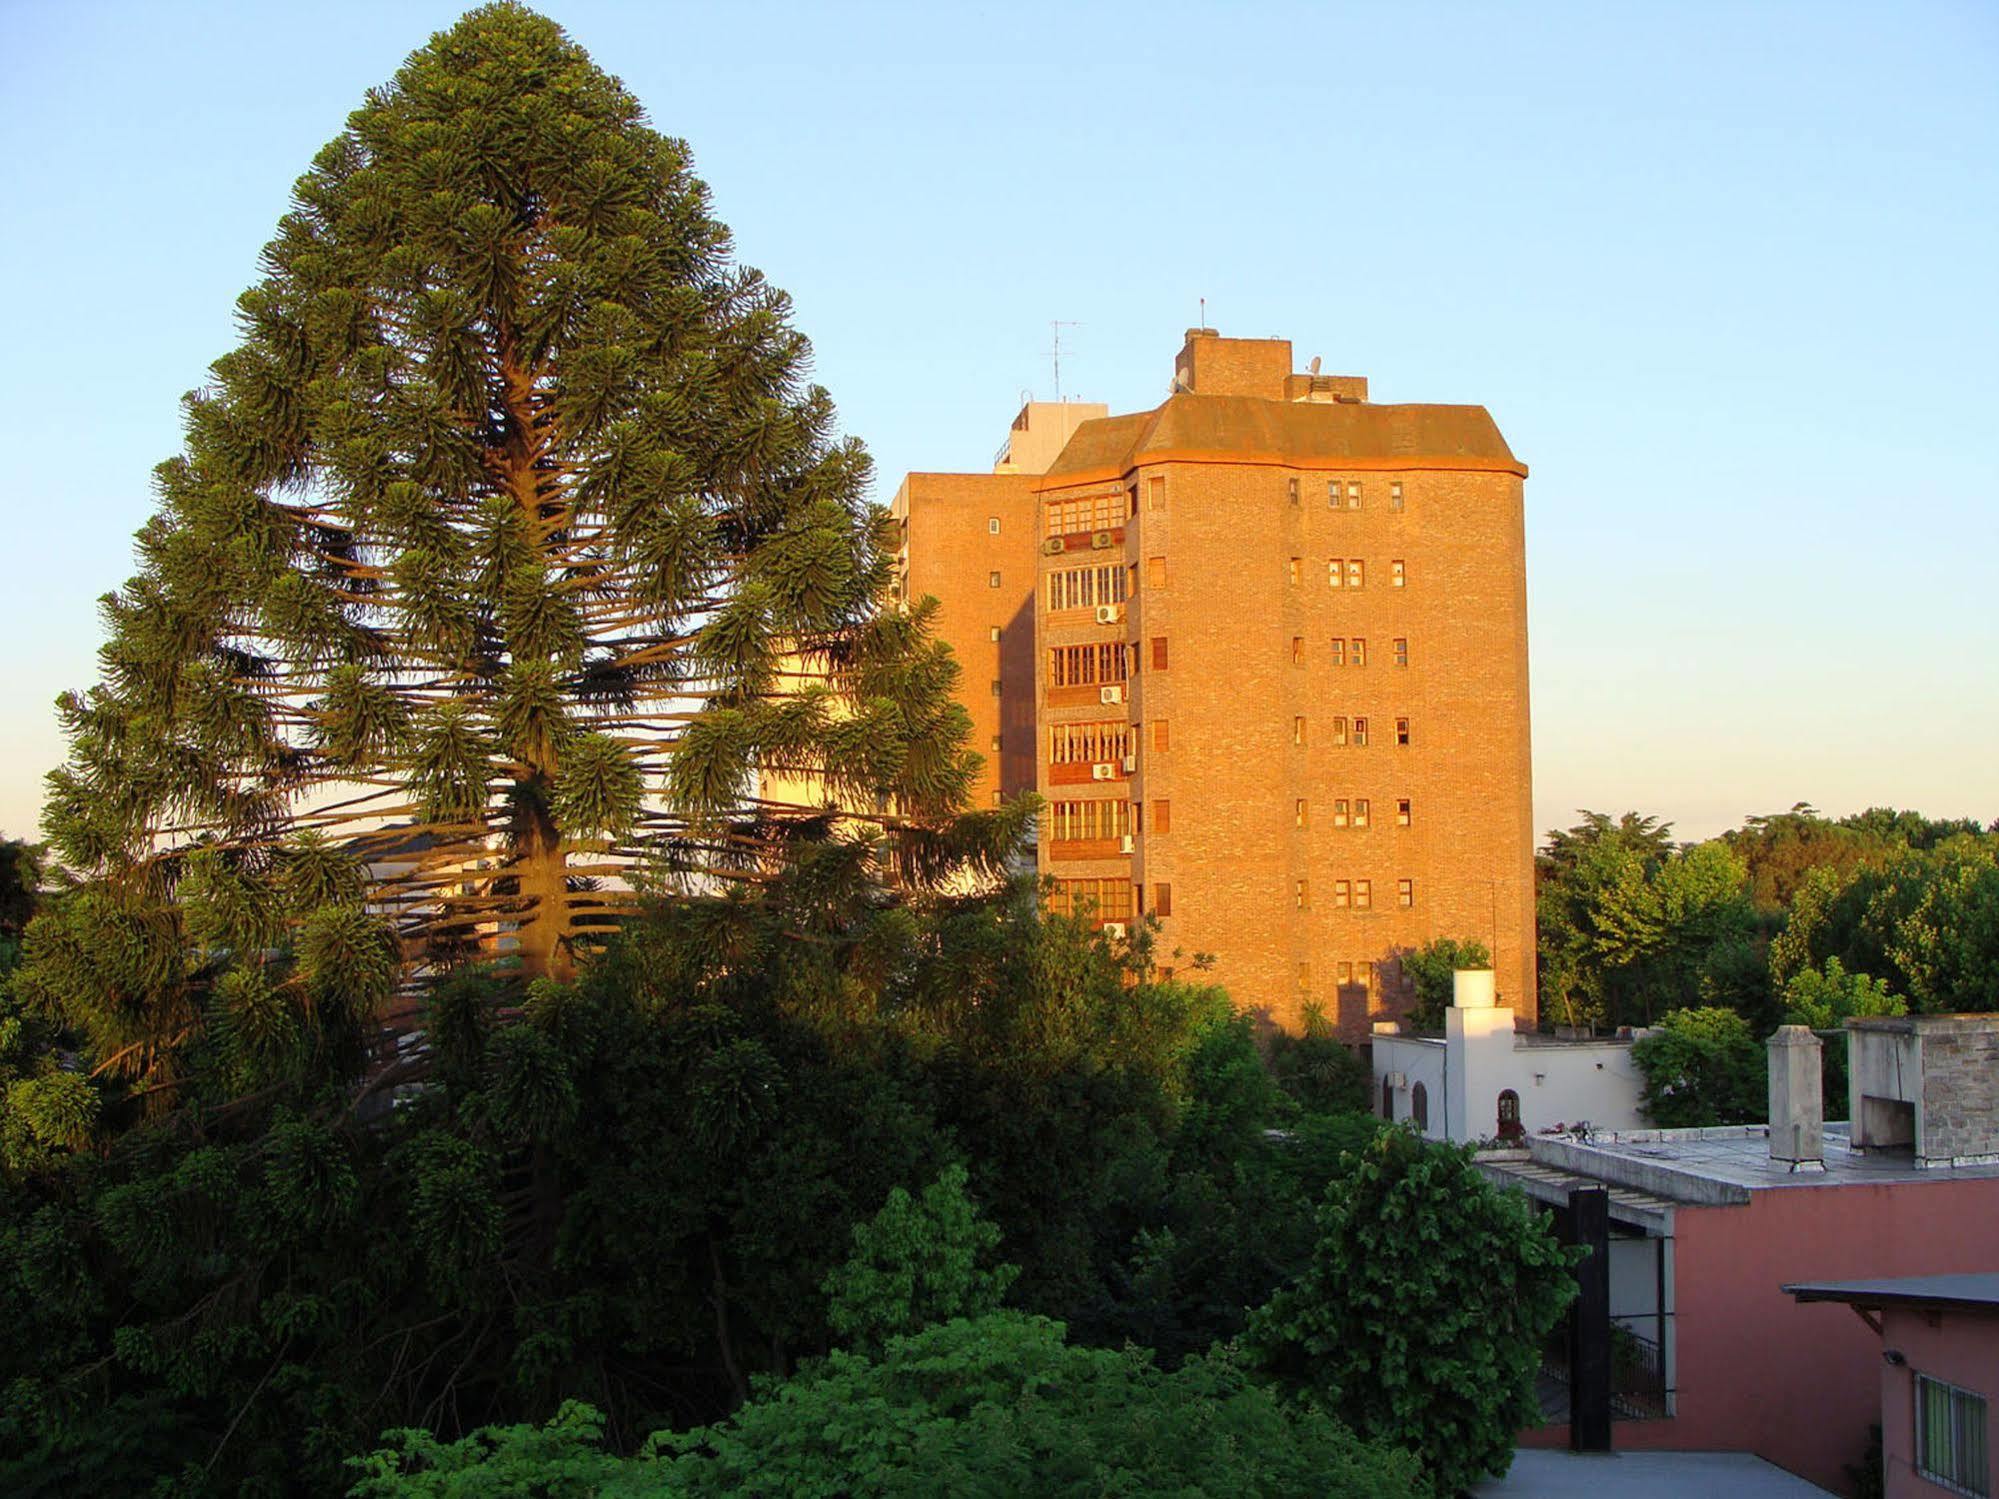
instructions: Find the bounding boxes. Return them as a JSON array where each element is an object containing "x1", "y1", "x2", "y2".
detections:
[{"x1": 1309, "y1": 356, "x2": 1322, "y2": 375}]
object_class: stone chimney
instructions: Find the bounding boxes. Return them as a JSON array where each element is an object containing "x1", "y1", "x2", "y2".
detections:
[{"x1": 1767, "y1": 1025, "x2": 1825, "y2": 1172}]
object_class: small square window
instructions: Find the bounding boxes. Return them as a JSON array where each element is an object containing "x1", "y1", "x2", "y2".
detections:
[
  {"x1": 1287, "y1": 476, "x2": 1300, "y2": 505},
  {"x1": 1353, "y1": 716, "x2": 1369, "y2": 747},
  {"x1": 988, "y1": 570, "x2": 1002, "y2": 588},
  {"x1": 1154, "y1": 882, "x2": 1173, "y2": 917},
  {"x1": 1333, "y1": 798, "x2": 1350, "y2": 828},
  {"x1": 1391, "y1": 560, "x2": 1406, "y2": 588},
  {"x1": 990, "y1": 735, "x2": 1001, "y2": 751},
  {"x1": 1337, "y1": 960, "x2": 1353, "y2": 985},
  {"x1": 1330, "y1": 716, "x2": 1348, "y2": 747},
  {"x1": 1351, "y1": 637, "x2": 1367, "y2": 668},
  {"x1": 989, "y1": 626, "x2": 1002, "y2": 642},
  {"x1": 1295, "y1": 879, "x2": 1309, "y2": 910},
  {"x1": 1291, "y1": 636, "x2": 1305, "y2": 665},
  {"x1": 1393, "y1": 637, "x2": 1409, "y2": 667},
  {"x1": 1293, "y1": 716, "x2": 1307, "y2": 746},
  {"x1": 1153, "y1": 800, "x2": 1171, "y2": 834},
  {"x1": 1347, "y1": 559, "x2": 1364, "y2": 589},
  {"x1": 1328, "y1": 558, "x2": 1343, "y2": 589},
  {"x1": 1296, "y1": 798, "x2": 1309, "y2": 829},
  {"x1": 1398, "y1": 878, "x2": 1414, "y2": 908},
  {"x1": 1396, "y1": 798, "x2": 1412, "y2": 827},
  {"x1": 1153, "y1": 720, "x2": 1171, "y2": 752},
  {"x1": 1151, "y1": 637, "x2": 1169, "y2": 671},
  {"x1": 1329, "y1": 638, "x2": 1345, "y2": 668},
  {"x1": 1395, "y1": 717, "x2": 1411, "y2": 747},
  {"x1": 990, "y1": 679, "x2": 1002, "y2": 696},
  {"x1": 1354, "y1": 798, "x2": 1370, "y2": 828},
  {"x1": 1355, "y1": 879, "x2": 1372, "y2": 910},
  {"x1": 1333, "y1": 880, "x2": 1350, "y2": 908},
  {"x1": 1389, "y1": 482, "x2": 1404, "y2": 512},
  {"x1": 988, "y1": 516, "x2": 1001, "y2": 534}
]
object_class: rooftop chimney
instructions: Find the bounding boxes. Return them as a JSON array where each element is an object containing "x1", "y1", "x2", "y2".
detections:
[{"x1": 1767, "y1": 1025, "x2": 1825, "y2": 1172}]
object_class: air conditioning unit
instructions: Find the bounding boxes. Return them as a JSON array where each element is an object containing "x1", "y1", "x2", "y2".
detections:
[
  {"x1": 1121, "y1": 754, "x2": 1137, "y2": 773},
  {"x1": 1042, "y1": 536, "x2": 1066, "y2": 555},
  {"x1": 1101, "y1": 922, "x2": 1127, "y2": 939},
  {"x1": 1119, "y1": 834, "x2": 1135, "y2": 854},
  {"x1": 1093, "y1": 603, "x2": 1122, "y2": 625},
  {"x1": 1099, "y1": 685, "x2": 1124, "y2": 705},
  {"x1": 1091, "y1": 530, "x2": 1113, "y2": 549},
  {"x1": 1091, "y1": 763, "x2": 1116, "y2": 781},
  {"x1": 1385, "y1": 1072, "x2": 1408, "y2": 1091}
]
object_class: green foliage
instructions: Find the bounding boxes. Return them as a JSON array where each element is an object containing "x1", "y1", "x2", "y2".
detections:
[
  {"x1": 1782, "y1": 957, "x2": 1903, "y2": 1032},
  {"x1": 823, "y1": 1165, "x2": 1018, "y2": 1352},
  {"x1": 1631, "y1": 1006, "x2": 1766, "y2": 1127},
  {"x1": 350, "y1": 1313, "x2": 1423, "y2": 1498},
  {"x1": 1265, "y1": 1003, "x2": 1371, "y2": 1114},
  {"x1": 1246, "y1": 1127, "x2": 1578, "y2": 1497},
  {"x1": 1401, "y1": 937, "x2": 1492, "y2": 1033}
]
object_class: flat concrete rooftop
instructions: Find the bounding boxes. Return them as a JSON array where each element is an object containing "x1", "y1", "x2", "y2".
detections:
[{"x1": 1475, "y1": 1449, "x2": 1835, "y2": 1497}]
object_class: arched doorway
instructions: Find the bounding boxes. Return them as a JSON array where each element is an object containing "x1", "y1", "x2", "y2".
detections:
[
  {"x1": 1411, "y1": 1081, "x2": 1430, "y2": 1132},
  {"x1": 1382, "y1": 1075, "x2": 1396, "y2": 1122},
  {"x1": 1497, "y1": 1088, "x2": 1523, "y2": 1143}
]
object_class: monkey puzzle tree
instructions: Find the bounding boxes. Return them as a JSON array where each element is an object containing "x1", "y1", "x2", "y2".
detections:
[{"x1": 24, "y1": 3, "x2": 1002, "y2": 1111}]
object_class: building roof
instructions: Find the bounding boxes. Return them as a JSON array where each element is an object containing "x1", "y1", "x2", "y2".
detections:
[
  {"x1": 1783, "y1": 1272, "x2": 1999, "y2": 1313},
  {"x1": 1036, "y1": 391, "x2": 1526, "y2": 487}
]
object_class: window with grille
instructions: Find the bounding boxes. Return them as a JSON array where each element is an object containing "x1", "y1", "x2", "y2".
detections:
[
  {"x1": 1049, "y1": 722, "x2": 1130, "y2": 763},
  {"x1": 1917, "y1": 1375, "x2": 1989, "y2": 1498},
  {"x1": 1050, "y1": 644, "x2": 1129, "y2": 687},
  {"x1": 1048, "y1": 800, "x2": 1132, "y2": 842},
  {"x1": 1048, "y1": 878, "x2": 1134, "y2": 924},
  {"x1": 1048, "y1": 564, "x2": 1127, "y2": 611},
  {"x1": 1047, "y1": 491, "x2": 1125, "y2": 537}
]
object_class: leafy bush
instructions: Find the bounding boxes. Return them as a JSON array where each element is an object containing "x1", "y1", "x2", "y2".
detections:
[
  {"x1": 1402, "y1": 938, "x2": 1493, "y2": 1033},
  {"x1": 350, "y1": 1313, "x2": 1423, "y2": 1497},
  {"x1": 822, "y1": 1164, "x2": 1017, "y2": 1351},
  {"x1": 1631, "y1": 1006, "x2": 1766, "y2": 1127},
  {"x1": 1246, "y1": 1126, "x2": 1577, "y2": 1497}
]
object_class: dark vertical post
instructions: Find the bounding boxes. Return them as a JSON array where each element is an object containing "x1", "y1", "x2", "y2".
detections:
[{"x1": 1569, "y1": 1185, "x2": 1612, "y2": 1452}]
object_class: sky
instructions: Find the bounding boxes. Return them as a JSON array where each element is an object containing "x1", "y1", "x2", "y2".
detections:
[{"x1": 2, "y1": 0, "x2": 1995, "y2": 846}]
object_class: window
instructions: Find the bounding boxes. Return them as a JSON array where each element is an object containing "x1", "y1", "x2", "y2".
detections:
[
  {"x1": 1146, "y1": 555, "x2": 1167, "y2": 589},
  {"x1": 1393, "y1": 637, "x2": 1409, "y2": 667},
  {"x1": 1329, "y1": 638, "x2": 1345, "y2": 668},
  {"x1": 1330, "y1": 716, "x2": 1348, "y2": 747},
  {"x1": 1151, "y1": 637, "x2": 1169, "y2": 671},
  {"x1": 1337, "y1": 961, "x2": 1353, "y2": 986},
  {"x1": 1345, "y1": 481, "x2": 1362, "y2": 511},
  {"x1": 990, "y1": 679, "x2": 1002, "y2": 696},
  {"x1": 1354, "y1": 798, "x2": 1370, "y2": 828},
  {"x1": 1395, "y1": 717, "x2": 1411, "y2": 747},
  {"x1": 1048, "y1": 721, "x2": 1130, "y2": 764},
  {"x1": 990, "y1": 735, "x2": 1001, "y2": 751},
  {"x1": 1048, "y1": 563, "x2": 1127, "y2": 611},
  {"x1": 988, "y1": 570, "x2": 1002, "y2": 588},
  {"x1": 1050, "y1": 643, "x2": 1129, "y2": 687},
  {"x1": 1293, "y1": 716, "x2": 1306, "y2": 746},
  {"x1": 1411, "y1": 1081, "x2": 1429, "y2": 1130},
  {"x1": 1154, "y1": 883, "x2": 1173, "y2": 918},
  {"x1": 1396, "y1": 798, "x2": 1412, "y2": 826},
  {"x1": 1287, "y1": 476, "x2": 1300, "y2": 505},
  {"x1": 1289, "y1": 556, "x2": 1302, "y2": 585},
  {"x1": 1347, "y1": 559, "x2": 1364, "y2": 589},
  {"x1": 1328, "y1": 558, "x2": 1343, "y2": 589},
  {"x1": 1351, "y1": 637, "x2": 1367, "y2": 667},
  {"x1": 1398, "y1": 878, "x2": 1414, "y2": 908},
  {"x1": 1048, "y1": 800, "x2": 1132, "y2": 841},
  {"x1": 1291, "y1": 636, "x2": 1305, "y2": 666},
  {"x1": 1389, "y1": 481, "x2": 1404, "y2": 512},
  {"x1": 989, "y1": 626, "x2": 1002, "y2": 642},
  {"x1": 1297, "y1": 961, "x2": 1310, "y2": 990},
  {"x1": 1295, "y1": 879, "x2": 1309, "y2": 910},
  {"x1": 1333, "y1": 880, "x2": 1350, "y2": 908},
  {"x1": 1497, "y1": 1090, "x2": 1523, "y2": 1141},
  {"x1": 1153, "y1": 800, "x2": 1171, "y2": 834},
  {"x1": 1048, "y1": 878, "x2": 1134, "y2": 925},
  {"x1": 1152, "y1": 720, "x2": 1170, "y2": 753},
  {"x1": 1917, "y1": 1374, "x2": 1990, "y2": 1498},
  {"x1": 1391, "y1": 559, "x2": 1406, "y2": 588},
  {"x1": 1129, "y1": 486, "x2": 1139, "y2": 517},
  {"x1": 1147, "y1": 476, "x2": 1166, "y2": 512},
  {"x1": 1382, "y1": 1074, "x2": 1396, "y2": 1122},
  {"x1": 1355, "y1": 879, "x2": 1372, "y2": 910},
  {"x1": 1046, "y1": 490, "x2": 1124, "y2": 538},
  {"x1": 1333, "y1": 798, "x2": 1349, "y2": 828},
  {"x1": 1353, "y1": 717, "x2": 1369, "y2": 747},
  {"x1": 1295, "y1": 799, "x2": 1309, "y2": 829},
  {"x1": 988, "y1": 516, "x2": 1001, "y2": 534}
]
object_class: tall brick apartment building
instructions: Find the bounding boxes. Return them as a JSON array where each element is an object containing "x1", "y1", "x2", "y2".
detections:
[{"x1": 892, "y1": 330, "x2": 1535, "y2": 1036}]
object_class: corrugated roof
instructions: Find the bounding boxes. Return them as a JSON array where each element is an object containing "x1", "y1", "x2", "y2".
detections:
[
  {"x1": 1784, "y1": 1273, "x2": 1999, "y2": 1312},
  {"x1": 1037, "y1": 392, "x2": 1524, "y2": 487}
]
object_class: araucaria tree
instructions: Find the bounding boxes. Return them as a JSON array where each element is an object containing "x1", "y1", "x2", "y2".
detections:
[{"x1": 25, "y1": 3, "x2": 997, "y2": 1107}]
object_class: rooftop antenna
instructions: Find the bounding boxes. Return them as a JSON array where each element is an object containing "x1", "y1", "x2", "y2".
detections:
[
  {"x1": 1199, "y1": 296, "x2": 1206, "y2": 328},
  {"x1": 1050, "y1": 320, "x2": 1080, "y2": 402}
]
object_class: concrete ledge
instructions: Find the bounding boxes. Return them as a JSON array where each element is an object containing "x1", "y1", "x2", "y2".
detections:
[{"x1": 1528, "y1": 1135, "x2": 1753, "y2": 1207}]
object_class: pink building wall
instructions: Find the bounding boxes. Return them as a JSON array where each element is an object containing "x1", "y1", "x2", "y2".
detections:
[
  {"x1": 1878, "y1": 1304, "x2": 1999, "y2": 1499},
  {"x1": 1522, "y1": 1177, "x2": 1999, "y2": 1496}
]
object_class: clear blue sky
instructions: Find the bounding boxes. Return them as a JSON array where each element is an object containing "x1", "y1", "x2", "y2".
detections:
[{"x1": 3, "y1": 0, "x2": 1994, "y2": 844}]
